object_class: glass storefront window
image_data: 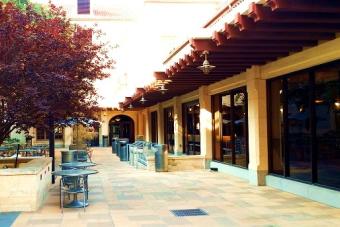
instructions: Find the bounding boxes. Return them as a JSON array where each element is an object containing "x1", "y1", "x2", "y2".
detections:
[
  {"x1": 183, "y1": 101, "x2": 200, "y2": 155},
  {"x1": 287, "y1": 73, "x2": 312, "y2": 182},
  {"x1": 164, "y1": 107, "x2": 174, "y2": 154},
  {"x1": 268, "y1": 61, "x2": 340, "y2": 189},
  {"x1": 222, "y1": 94, "x2": 232, "y2": 164},
  {"x1": 212, "y1": 87, "x2": 249, "y2": 168},
  {"x1": 268, "y1": 79, "x2": 284, "y2": 175},
  {"x1": 151, "y1": 111, "x2": 158, "y2": 143},
  {"x1": 315, "y1": 70, "x2": 340, "y2": 188}
]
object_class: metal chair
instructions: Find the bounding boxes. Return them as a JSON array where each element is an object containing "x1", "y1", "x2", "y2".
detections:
[
  {"x1": 60, "y1": 175, "x2": 87, "y2": 213},
  {"x1": 75, "y1": 150, "x2": 89, "y2": 162}
]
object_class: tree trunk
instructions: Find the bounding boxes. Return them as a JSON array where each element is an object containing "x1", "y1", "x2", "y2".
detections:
[
  {"x1": 14, "y1": 144, "x2": 20, "y2": 168},
  {"x1": 48, "y1": 115, "x2": 55, "y2": 184}
]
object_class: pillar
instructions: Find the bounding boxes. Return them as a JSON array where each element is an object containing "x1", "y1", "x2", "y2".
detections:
[
  {"x1": 29, "y1": 128, "x2": 37, "y2": 145},
  {"x1": 137, "y1": 110, "x2": 145, "y2": 140},
  {"x1": 63, "y1": 126, "x2": 73, "y2": 148},
  {"x1": 143, "y1": 109, "x2": 150, "y2": 141},
  {"x1": 173, "y1": 96, "x2": 183, "y2": 155},
  {"x1": 199, "y1": 86, "x2": 213, "y2": 168},
  {"x1": 99, "y1": 111, "x2": 109, "y2": 147},
  {"x1": 246, "y1": 66, "x2": 269, "y2": 186},
  {"x1": 156, "y1": 104, "x2": 164, "y2": 144}
]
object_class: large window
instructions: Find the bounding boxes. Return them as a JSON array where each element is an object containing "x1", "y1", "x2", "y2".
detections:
[
  {"x1": 183, "y1": 101, "x2": 200, "y2": 155},
  {"x1": 151, "y1": 111, "x2": 158, "y2": 143},
  {"x1": 36, "y1": 127, "x2": 63, "y2": 140},
  {"x1": 268, "y1": 61, "x2": 340, "y2": 189},
  {"x1": 78, "y1": 0, "x2": 90, "y2": 15},
  {"x1": 212, "y1": 87, "x2": 249, "y2": 168},
  {"x1": 164, "y1": 107, "x2": 174, "y2": 154}
]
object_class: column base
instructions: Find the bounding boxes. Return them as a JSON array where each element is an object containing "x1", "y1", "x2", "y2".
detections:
[
  {"x1": 249, "y1": 169, "x2": 267, "y2": 186},
  {"x1": 205, "y1": 159, "x2": 211, "y2": 169},
  {"x1": 173, "y1": 151, "x2": 183, "y2": 156}
]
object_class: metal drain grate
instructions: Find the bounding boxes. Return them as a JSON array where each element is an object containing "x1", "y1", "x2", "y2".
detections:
[{"x1": 171, "y1": 208, "x2": 208, "y2": 217}]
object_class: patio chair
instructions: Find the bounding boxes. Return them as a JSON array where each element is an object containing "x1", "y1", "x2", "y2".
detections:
[
  {"x1": 60, "y1": 175, "x2": 87, "y2": 213},
  {"x1": 75, "y1": 150, "x2": 90, "y2": 162}
]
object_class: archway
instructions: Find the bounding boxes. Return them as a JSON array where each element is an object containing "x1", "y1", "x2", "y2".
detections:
[{"x1": 109, "y1": 115, "x2": 135, "y2": 145}]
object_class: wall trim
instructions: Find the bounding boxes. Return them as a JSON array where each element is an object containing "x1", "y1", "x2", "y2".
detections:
[
  {"x1": 266, "y1": 175, "x2": 340, "y2": 208},
  {"x1": 261, "y1": 37, "x2": 340, "y2": 80},
  {"x1": 208, "y1": 73, "x2": 246, "y2": 96},
  {"x1": 210, "y1": 161, "x2": 249, "y2": 181}
]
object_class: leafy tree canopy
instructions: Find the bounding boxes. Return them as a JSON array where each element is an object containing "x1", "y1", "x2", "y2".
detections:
[{"x1": 0, "y1": 1, "x2": 114, "y2": 145}]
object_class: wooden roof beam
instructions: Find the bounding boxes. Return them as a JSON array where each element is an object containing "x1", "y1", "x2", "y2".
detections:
[
  {"x1": 249, "y1": 3, "x2": 340, "y2": 24},
  {"x1": 224, "y1": 24, "x2": 334, "y2": 41},
  {"x1": 266, "y1": 0, "x2": 340, "y2": 13},
  {"x1": 154, "y1": 72, "x2": 168, "y2": 80}
]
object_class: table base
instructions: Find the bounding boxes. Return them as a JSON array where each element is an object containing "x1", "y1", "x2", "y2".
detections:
[{"x1": 64, "y1": 200, "x2": 89, "y2": 208}]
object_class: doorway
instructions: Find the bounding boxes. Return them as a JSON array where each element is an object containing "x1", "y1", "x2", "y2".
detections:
[{"x1": 109, "y1": 115, "x2": 135, "y2": 145}]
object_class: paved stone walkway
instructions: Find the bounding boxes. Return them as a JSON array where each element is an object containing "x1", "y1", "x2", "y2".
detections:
[{"x1": 13, "y1": 148, "x2": 340, "y2": 227}]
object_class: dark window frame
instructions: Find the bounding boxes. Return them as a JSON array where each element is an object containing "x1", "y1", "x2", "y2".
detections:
[
  {"x1": 211, "y1": 86, "x2": 249, "y2": 168},
  {"x1": 164, "y1": 106, "x2": 174, "y2": 154},
  {"x1": 182, "y1": 100, "x2": 200, "y2": 155},
  {"x1": 77, "y1": 0, "x2": 90, "y2": 15},
  {"x1": 267, "y1": 60, "x2": 340, "y2": 190},
  {"x1": 36, "y1": 127, "x2": 63, "y2": 140},
  {"x1": 151, "y1": 111, "x2": 158, "y2": 143}
]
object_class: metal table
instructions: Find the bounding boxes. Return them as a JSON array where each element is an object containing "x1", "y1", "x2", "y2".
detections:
[
  {"x1": 60, "y1": 161, "x2": 96, "y2": 169},
  {"x1": 52, "y1": 169, "x2": 98, "y2": 208},
  {"x1": 18, "y1": 149, "x2": 39, "y2": 157}
]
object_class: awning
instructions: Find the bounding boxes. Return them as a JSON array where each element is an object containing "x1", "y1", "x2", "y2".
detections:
[{"x1": 122, "y1": 0, "x2": 340, "y2": 109}]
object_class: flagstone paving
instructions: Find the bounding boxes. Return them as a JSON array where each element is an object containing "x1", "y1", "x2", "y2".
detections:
[{"x1": 12, "y1": 148, "x2": 340, "y2": 227}]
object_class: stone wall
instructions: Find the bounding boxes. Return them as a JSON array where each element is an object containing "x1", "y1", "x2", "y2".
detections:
[
  {"x1": 0, "y1": 158, "x2": 52, "y2": 212},
  {"x1": 167, "y1": 155, "x2": 205, "y2": 171}
]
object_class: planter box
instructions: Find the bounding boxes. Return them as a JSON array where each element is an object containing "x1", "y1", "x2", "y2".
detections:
[{"x1": 0, "y1": 158, "x2": 52, "y2": 212}]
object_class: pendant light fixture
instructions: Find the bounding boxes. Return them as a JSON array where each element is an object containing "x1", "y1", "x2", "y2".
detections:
[
  {"x1": 159, "y1": 84, "x2": 168, "y2": 94},
  {"x1": 197, "y1": 50, "x2": 215, "y2": 75},
  {"x1": 140, "y1": 95, "x2": 147, "y2": 104}
]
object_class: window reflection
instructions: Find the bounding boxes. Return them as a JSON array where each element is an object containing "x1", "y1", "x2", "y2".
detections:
[
  {"x1": 183, "y1": 101, "x2": 200, "y2": 155},
  {"x1": 287, "y1": 73, "x2": 312, "y2": 182},
  {"x1": 268, "y1": 61, "x2": 340, "y2": 189},
  {"x1": 212, "y1": 87, "x2": 249, "y2": 168},
  {"x1": 315, "y1": 70, "x2": 340, "y2": 188},
  {"x1": 164, "y1": 107, "x2": 174, "y2": 154},
  {"x1": 151, "y1": 111, "x2": 158, "y2": 143}
]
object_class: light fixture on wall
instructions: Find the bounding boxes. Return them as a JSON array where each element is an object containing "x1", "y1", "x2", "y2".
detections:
[
  {"x1": 197, "y1": 50, "x2": 215, "y2": 75},
  {"x1": 139, "y1": 95, "x2": 147, "y2": 104}
]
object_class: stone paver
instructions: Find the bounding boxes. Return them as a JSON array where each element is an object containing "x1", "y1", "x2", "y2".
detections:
[{"x1": 13, "y1": 148, "x2": 340, "y2": 227}]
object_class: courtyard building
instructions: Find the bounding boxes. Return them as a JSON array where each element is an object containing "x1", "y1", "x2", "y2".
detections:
[
  {"x1": 116, "y1": 0, "x2": 340, "y2": 208},
  {"x1": 4, "y1": 0, "x2": 340, "y2": 222}
]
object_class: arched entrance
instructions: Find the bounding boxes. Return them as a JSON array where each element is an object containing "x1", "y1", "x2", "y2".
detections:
[{"x1": 109, "y1": 115, "x2": 135, "y2": 145}]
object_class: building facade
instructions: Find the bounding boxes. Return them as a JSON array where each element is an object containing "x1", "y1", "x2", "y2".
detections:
[{"x1": 120, "y1": 0, "x2": 340, "y2": 208}]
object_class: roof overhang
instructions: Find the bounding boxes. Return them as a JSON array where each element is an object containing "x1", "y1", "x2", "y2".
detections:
[{"x1": 122, "y1": 0, "x2": 340, "y2": 109}]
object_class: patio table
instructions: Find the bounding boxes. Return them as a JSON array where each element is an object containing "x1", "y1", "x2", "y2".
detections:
[
  {"x1": 0, "y1": 147, "x2": 10, "y2": 156},
  {"x1": 52, "y1": 169, "x2": 98, "y2": 208},
  {"x1": 18, "y1": 149, "x2": 40, "y2": 157},
  {"x1": 59, "y1": 161, "x2": 96, "y2": 169}
]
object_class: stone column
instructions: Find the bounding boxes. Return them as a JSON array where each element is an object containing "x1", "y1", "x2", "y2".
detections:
[
  {"x1": 100, "y1": 111, "x2": 109, "y2": 147},
  {"x1": 173, "y1": 96, "x2": 183, "y2": 155},
  {"x1": 63, "y1": 126, "x2": 73, "y2": 148},
  {"x1": 199, "y1": 86, "x2": 213, "y2": 168},
  {"x1": 143, "y1": 109, "x2": 150, "y2": 141},
  {"x1": 156, "y1": 104, "x2": 164, "y2": 144},
  {"x1": 136, "y1": 111, "x2": 144, "y2": 139},
  {"x1": 246, "y1": 66, "x2": 269, "y2": 186},
  {"x1": 29, "y1": 128, "x2": 37, "y2": 145}
]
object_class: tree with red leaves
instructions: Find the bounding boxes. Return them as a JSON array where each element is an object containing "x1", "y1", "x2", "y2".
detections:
[{"x1": 0, "y1": 1, "x2": 113, "y2": 177}]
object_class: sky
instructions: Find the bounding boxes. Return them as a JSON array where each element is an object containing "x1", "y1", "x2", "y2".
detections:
[{"x1": 31, "y1": 0, "x2": 223, "y2": 107}]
